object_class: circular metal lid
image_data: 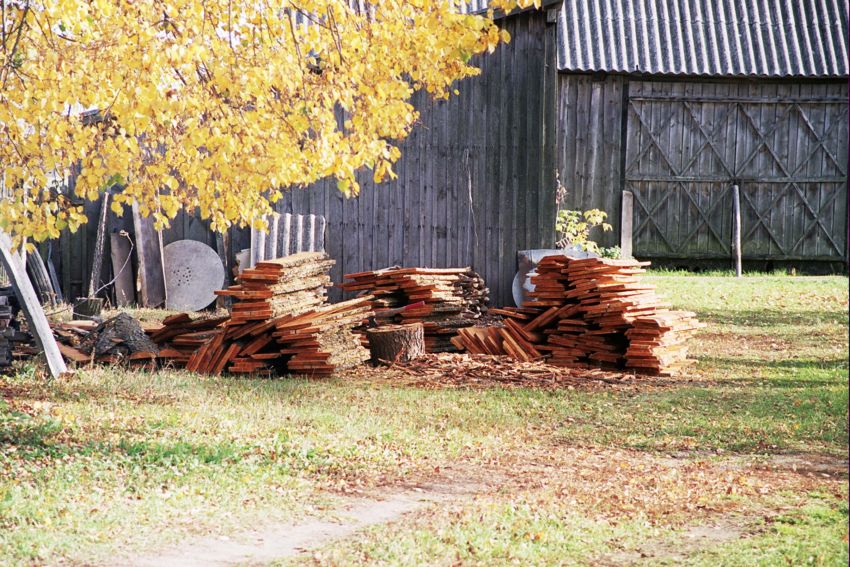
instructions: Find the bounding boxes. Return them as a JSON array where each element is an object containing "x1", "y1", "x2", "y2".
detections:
[{"x1": 163, "y1": 240, "x2": 225, "y2": 311}]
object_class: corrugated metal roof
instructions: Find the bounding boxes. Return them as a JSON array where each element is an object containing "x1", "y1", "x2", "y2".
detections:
[{"x1": 557, "y1": 0, "x2": 849, "y2": 77}]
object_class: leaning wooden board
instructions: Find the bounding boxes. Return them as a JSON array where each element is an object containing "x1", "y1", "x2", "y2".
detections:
[
  {"x1": 0, "y1": 231, "x2": 68, "y2": 378},
  {"x1": 132, "y1": 201, "x2": 166, "y2": 308}
]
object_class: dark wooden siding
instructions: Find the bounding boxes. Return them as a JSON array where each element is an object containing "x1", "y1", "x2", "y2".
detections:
[
  {"x1": 555, "y1": 74, "x2": 626, "y2": 248},
  {"x1": 272, "y1": 11, "x2": 558, "y2": 305},
  {"x1": 625, "y1": 80, "x2": 848, "y2": 261},
  {"x1": 556, "y1": 75, "x2": 849, "y2": 262}
]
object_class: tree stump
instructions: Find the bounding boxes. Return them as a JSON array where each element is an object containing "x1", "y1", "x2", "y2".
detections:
[{"x1": 366, "y1": 323, "x2": 424, "y2": 365}]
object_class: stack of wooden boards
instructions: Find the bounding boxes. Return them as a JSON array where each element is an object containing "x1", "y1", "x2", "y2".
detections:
[
  {"x1": 466, "y1": 256, "x2": 703, "y2": 375},
  {"x1": 339, "y1": 267, "x2": 488, "y2": 352},
  {"x1": 147, "y1": 252, "x2": 371, "y2": 376}
]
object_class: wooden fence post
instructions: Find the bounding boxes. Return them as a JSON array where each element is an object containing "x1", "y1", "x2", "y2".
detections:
[
  {"x1": 620, "y1": 191, "x2": 633, "y2": 259},
  {"x1": 732, "y1": 185, "x2": 742, "y2": 277}
]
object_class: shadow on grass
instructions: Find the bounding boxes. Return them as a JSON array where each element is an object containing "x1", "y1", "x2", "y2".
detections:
[
  {"x1": 0, "y1": 403, "x2": 341, "y2": 478},
  {"x1": 697, "y1": 309, "x2": 847, "y2": 328},
  {"x1": 0, "y1": 402, "x2": 247, "y2": 466},
  {"x1": 700, "y1": 356, "x2": 848, "y2": 373}
]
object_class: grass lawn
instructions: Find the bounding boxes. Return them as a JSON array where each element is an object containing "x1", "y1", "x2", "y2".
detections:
[{"x1": 1, "y1": 273, "x2": 847, "y2": 565}]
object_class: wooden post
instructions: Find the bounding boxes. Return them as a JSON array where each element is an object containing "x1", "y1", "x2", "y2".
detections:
[
  {"x1": 732, "y1": 185, "x2": 742, "y2": 277},
  {"x1": 214, "y1": 231, "x2": 232, "y2": 309},
  {"x1": 109, "y1": 231, "x2": 135, "y2": 307},
  {"x1": 88, "y1": 192, "x2": 110, "y2": 297},
  {"x1": 0, "y1": 231, "x2": 68, "y2": 378},
  {"x1": 620, "y1": 190, "x2": 634, "y2": 259},
  {"x1": 249, "y1": 217, "x2": 267, "y2": 268},
  {"x1": 132, "y1": 202, "x2": 166, "y2": 307},
  {"x1": 282, "y1": 213, "x2": 292, "y2": 256}
]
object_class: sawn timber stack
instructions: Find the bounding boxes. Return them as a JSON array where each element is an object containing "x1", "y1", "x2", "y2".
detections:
[
  {"x1": 148, "y1": 252, "x2": 371, "y2": 376},
  {"x1": 340, "y1": 267, "x2": 488, "y2": 352},
  {"x1": 457, "y1": 256, "x2": 703, "y2": 376}
]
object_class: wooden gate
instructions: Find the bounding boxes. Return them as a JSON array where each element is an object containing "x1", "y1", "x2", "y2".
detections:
[{"x1": 624, "y1": 81, "x2": 849, "y2": 261}]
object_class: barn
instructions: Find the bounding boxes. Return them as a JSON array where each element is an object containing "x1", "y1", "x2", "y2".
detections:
[
  {"x1": 554, "y1": 0, "x2": 849, "y2": 271},
  {"x1": 54, "y1": 0, "x2": 848, "y2": 307}
]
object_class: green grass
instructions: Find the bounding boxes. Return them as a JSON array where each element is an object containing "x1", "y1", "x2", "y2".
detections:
[
  {"x1": 285, "y1": 493, "x2": 660, "y2": 566},
  {"x1": 0, "y1": 274, "x2": 847, "y2": 564},
  {"x1": 684, "y1": 500, "x2": 850, "y2": 566}
]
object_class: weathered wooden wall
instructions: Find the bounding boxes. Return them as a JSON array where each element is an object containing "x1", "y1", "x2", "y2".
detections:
[
  {"x1": 50, "y1": 25, "x2": 849, "y2": 307},
  {"x1": 555, "y1": 74, "x2": 626, "y2": 248},
  {"x1": 49, "y1": 10, "x2": 559, "y2": 307},
  {"x1": 53, "y1": 204, "x2": 214, "y2": 305},
  {"x1": 270, "y1": 10, "x2": 558, "y2": 304},
  {"x1": 556, "y1": 75, "x2": 849, "y2": 262}
]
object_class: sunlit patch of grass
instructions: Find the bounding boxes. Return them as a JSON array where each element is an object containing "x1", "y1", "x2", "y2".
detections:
[
  {"x1": 281, "y1": 476, "x2": 848, "y2": 567},
  {"x1": 283, "y1": 492, "x2": 659, "y2": 566},
  {"x1": 683, "y1": 500, "x2": 849, "y2": 566}
]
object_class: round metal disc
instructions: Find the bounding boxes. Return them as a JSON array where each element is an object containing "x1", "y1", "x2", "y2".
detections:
[{"x1": 163, "y1": 240, "x2": 225, "y2": 311}]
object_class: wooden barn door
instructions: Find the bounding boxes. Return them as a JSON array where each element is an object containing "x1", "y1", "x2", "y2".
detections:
[{"x1": 624, "y1": 81, "x2": 848, "y2": 261}]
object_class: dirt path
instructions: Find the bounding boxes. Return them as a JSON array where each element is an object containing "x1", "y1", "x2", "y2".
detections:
[
  {"x1": 120, "y1": 451, "x2": 846, "y2": 567},
  {"x1": 125, "y1": 478, "x2": 480, "y2": 567}
]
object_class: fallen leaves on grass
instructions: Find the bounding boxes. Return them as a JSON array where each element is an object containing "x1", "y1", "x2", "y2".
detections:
[
  {"x1": 348, "y1": 353, "x2": 698, "y2": 391},
  {"x1": 480, "y1": 446, "x2": 847, "y2": 526}
]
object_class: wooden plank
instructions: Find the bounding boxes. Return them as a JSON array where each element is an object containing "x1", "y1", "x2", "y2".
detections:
[
  {"x1": 268, "y1": 213, "x2": 280, "y2": 259},
  {"x1": 109, "y1": 232, "x2": 135, "y2": 307},
  {"x1": 621, "y1": 190, "x2": 634, "y2": 258},
  {"x1": 295, "y1": 213, "x2": 304, "y2": 254},
  {"x1": 732, "y1": 184, "x2": 742, "y2": 276},
  {"x1": 88, "y1": 192, "x2": 110, "y2": 297},
  {"x1": 184, "y1": 210, "x2": 213, "y2": 245},
  {"x1": 282, "y1": 212, "x2": 292, "y2": 257},
  {"x1": 61, "y1": 228, "x2": 72, "y2": 301},
  {"x1": 0, "y1": 231, "x2": 68, "y2": 378},
  {"x1": 132, "y1": 201, "x2": 166, "y2": 308}
]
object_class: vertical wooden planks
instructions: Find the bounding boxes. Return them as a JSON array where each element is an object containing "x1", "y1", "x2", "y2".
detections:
[
  {"x1": 540, "y1": 14, "x2": 559, "y2": 249},
  {"x1": 132, "y1": 202, "x2": 166, "y2": 308}
]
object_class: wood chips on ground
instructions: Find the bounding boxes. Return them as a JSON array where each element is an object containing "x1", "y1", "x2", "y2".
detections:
[{"x1": 347, "y1": 353, "x2": 686, "y2": 390}]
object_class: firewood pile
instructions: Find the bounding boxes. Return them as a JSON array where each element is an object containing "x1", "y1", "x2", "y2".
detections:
[
  {"x1": 0, "y1": 293, "x2": 33, "y2": 369},
  {"x1": 462, "y1": 256, "x2": 703, "y2": 376},
  {"x1": 52, "y1": 314, "x2": 161, "y2": 368},
  {"x1": 339, "y1": 267, "x2": 488, "y2": 352},
  {"x1": 148, "y1": 252, "x2": 371, "y2": 376}
]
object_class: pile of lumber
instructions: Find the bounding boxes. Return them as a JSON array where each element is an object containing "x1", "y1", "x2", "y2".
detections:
[
  {"x1": 624, "y1": 312, "x2": 703, "y2": 374},
  {"x1": 146, "y1": 252, "x2": 371, "y2": 376},
  {"x1": 218, "y1": 253, "x2": 333, "y2": 324},
  {"x1": 148, "y1": 313, "x2": 228, "y2": 367},
  {"x1": 0, "y1": 295, "x2": 31, "y2": 368},
  {"x1": 478, "y1": 256, "x2": 703, "y2": 375},
  {"x1": 273, "y1": 297, "x2": 372, "y2": 376},
  {"x1": 451, "y1": 323, "x2": 542, "y2": 362},
  {"x1": 340, "y1": 267, "x2": 488, "y2": 352}
]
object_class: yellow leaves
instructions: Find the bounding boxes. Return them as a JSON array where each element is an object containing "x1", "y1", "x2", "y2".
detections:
[{"x1": 0, "y1": 0, "x2": 532, "y2": 240}]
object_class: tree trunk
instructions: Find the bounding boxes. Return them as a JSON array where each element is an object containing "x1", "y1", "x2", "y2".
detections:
[{"x1": 366, "y1": 323, "x2": 424, "y2": 364}]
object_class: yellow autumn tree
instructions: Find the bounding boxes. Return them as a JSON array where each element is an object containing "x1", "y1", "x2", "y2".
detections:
[{"x1": 0, "y1": 0, "x2": 538, "y2": 246}]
